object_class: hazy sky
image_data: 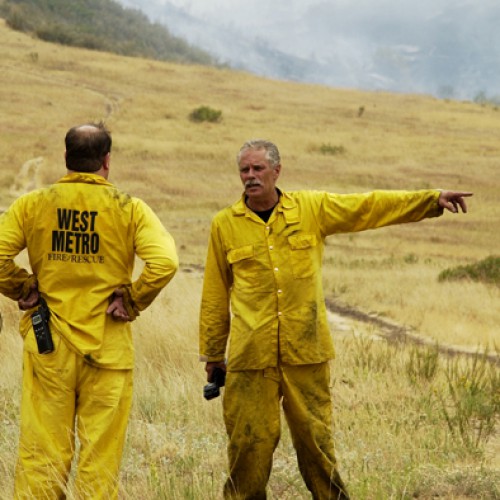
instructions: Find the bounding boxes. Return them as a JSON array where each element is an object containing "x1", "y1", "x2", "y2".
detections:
[
  {"x1": 119, "y1": 0, "x2": 500, "y2": 99},
  {"x1": 150, "y1": 0, "x2": 497, "y2": 24}
]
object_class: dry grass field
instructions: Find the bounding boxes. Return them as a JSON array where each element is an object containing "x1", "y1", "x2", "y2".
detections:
[{"x1": 0, "y1": 19, "x2": 499, "y2": 499}]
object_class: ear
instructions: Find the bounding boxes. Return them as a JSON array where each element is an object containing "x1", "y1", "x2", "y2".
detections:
[
  {"x1": 274, "y1": 163, "x2": 281, "y2": 179},
  {"x1": 102, "y1": 152, "x2": 111, "y2": 171}
]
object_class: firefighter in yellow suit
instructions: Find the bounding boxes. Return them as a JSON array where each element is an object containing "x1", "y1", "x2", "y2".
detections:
[
  {"x1": 0, "y1": 123, "x2": 178, "y2": 499},
  {"x1": 199, "y1": 139, "x2": 472, "y2": 500}
]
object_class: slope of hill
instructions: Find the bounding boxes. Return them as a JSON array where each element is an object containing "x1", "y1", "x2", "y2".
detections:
[
  {"x1": 0, "y1": 20, "x2": 499, "y2": 499},
  {"x1": 0, "y1": 0, "x2": 215, "y2": 64},
  {"x1": 1, "y1": 17, "x2": 499, "y2": 351}
]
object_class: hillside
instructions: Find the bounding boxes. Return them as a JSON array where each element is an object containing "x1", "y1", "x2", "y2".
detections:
[
  {"x1": 0, "y1": 0, "x2": 215, "y2": 64},
  {"x1": 0, "y1": 20, "x2": 499, "y2": 499},
  {"x1": 1, "y1": 17, "x2": 499, "y2": 351}
]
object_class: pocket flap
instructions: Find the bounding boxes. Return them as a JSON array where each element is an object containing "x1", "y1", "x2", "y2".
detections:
[
  {"x1": 288, "y1": 234, "x2": 317, "y2": 250},
  {"x1": 227, "y1": 244, "x2": 254, "y2": 263}
]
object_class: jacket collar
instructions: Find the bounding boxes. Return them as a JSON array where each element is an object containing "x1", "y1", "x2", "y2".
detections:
[
  {"x1": 277, "y1": 191, "x2": 300, "y2": 224},
  {"x1": 232, "y1": 189, "x2": 300, "y2": 224},
  {"x1": 231, "y1": 195, "x2": 247, "y2": 216},
  {"x1": 56, "y1": 173, "x2": 113, "y2": 187}
]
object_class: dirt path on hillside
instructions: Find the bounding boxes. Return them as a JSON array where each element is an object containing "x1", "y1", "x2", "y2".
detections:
[
  {"x1": 326, "y1": 298, "x2": 500, "y2": 366},
  {"x1": 3, "y1": 63, "x2": 122, "y2": 121}
]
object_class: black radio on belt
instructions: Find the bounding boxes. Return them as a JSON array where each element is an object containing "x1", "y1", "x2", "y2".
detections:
[{"x1": 31, "y1": 298, "x2": 54, "y2": 354}]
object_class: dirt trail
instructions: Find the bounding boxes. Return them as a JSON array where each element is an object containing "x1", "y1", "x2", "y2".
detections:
[
  {"x1": 3, "y1": 63, "x2": 122, "y2": 121},
  {"x1": 326, "y1": 298, "x2": 499, "y2": 366}
]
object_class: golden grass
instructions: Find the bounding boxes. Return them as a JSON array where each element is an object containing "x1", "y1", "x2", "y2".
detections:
[
  {"x1": 0, "y1": 19, "x2": 499, "y2": 499},
  {"x1": 1, "y1": 273, "x2": 499, "y2": 498}
]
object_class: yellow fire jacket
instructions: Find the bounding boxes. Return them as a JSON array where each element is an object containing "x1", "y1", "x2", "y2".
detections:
[
  {"x1": 200, "y1": 189, "x2": 443, "y2": 370},
  {"x1": 0, "y1": 173, "x2": 178, "y2": 369}
]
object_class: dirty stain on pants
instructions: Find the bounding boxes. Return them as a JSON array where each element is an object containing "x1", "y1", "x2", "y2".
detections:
[{"x1": 222, "y1": 362, "x2": 349, "y2": 499}]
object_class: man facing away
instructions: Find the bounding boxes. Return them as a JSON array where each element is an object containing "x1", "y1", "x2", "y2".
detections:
[
  {"x1": 0, "y1": 122, "x2": 179, "y2": 498},
  {"x1": 199, "y1": 139, "x2": 472, "y2": 500}
]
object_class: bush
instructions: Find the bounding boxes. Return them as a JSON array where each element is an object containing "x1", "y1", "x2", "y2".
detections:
[
  {"x1": 35, "y1": 24, "x2": 76, "y2": 45},
  {"x1": 4, "y1": 4, "x2": 35, "y2": 31},
  {"x1": 318, "y1": 143, "x2": 346, "y2": 156},
  {"x1": 189, "y1": 106, "x2": 222, "y2": 123},
  {"x1": 438, "y1": 256, "x2": 500, "y2": 287}
]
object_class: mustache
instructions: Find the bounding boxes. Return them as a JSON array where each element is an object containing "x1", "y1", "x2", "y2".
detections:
[{"x1": 245, "y1": 180, "x2": 262, "y2": 188}]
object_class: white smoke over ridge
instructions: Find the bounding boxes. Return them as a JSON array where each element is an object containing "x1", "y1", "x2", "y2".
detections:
[{"x1": 118, "y1": 0, "x2": 500, "y2": 101}]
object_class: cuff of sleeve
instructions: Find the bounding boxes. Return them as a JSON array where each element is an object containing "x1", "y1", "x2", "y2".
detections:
[
  {"x1": 120, "y1": 285, "x2": 140, "y2": 321},
  {"x1": 199, "y1": 355, "x2": 225, "y2": 362},
  {"x1": 20, "y1": 275, "x2": 37, "y2": 300},
  {"x1": 431, "y1": 190, "x2": 445, "y2": 217}
]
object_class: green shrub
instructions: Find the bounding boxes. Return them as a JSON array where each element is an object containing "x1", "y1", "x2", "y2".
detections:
[
  {"x1": 4, "y1": 4, "x2": 35, "y2": 31},
  {"x1": 317, "y1": 143, "x2": 346, "y2": 156},
  {"x1": 438, "y1": 256, "x2": 500, "y2": 287},
  {"x1": 189, "y1": 105, "x2": 222, "y2": 123},
  {"x1": 35, "y1": 24, "x2": 76, "y2": 45}
]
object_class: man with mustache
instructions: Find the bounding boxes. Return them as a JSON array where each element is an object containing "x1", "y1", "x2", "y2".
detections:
[{"x1": 199, "y1": 138, "x2": 472, "y2": 500}]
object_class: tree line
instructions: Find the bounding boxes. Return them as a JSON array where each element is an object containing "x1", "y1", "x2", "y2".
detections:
[{"x1": 0, "y1": 0, "x2": 216, "y2": 65}]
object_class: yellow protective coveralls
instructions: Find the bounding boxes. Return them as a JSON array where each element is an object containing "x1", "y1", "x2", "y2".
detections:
[
  {"x1": 0, "y1": 173, "x2": 178, "y2": 499},
  {"x1": 200, "y1": 189, "x2": 443, "y2": 499}
]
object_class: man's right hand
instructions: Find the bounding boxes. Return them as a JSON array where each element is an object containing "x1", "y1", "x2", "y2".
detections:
[
  {"x1": 438, "y1": 190, "x2": 473, "y2": 213},
  {"x1": 206, "y1": 361, "x2": 227, "y2": 382},
  {"x1": 18, "y1": 279, "x2": 39, "y2": 310}
]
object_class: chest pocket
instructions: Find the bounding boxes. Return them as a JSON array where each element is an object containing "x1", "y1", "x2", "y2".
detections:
[
  {"x1": 227, "y1": 244, "x2": 260, "y2": 289},
  {"x1": 288, "y1": 234, "x2": 317, "y2": 278}
]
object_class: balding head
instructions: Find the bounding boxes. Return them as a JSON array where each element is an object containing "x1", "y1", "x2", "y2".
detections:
[{"x1": 65, "y1": 122, "x2": 112, "y2": 172}]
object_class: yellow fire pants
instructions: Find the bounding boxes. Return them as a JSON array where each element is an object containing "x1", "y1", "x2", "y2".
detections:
[
  {"x1": 222, "y1": 362, "x2": 349, "y2": 500},
  {"x1": 14, "y1": 338, "x2": 133, "y2": 499}
]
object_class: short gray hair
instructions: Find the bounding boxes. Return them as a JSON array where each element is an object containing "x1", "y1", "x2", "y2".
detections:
[{"x1": 237, "y1": 139, "x2": 281, "y2": 169}]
